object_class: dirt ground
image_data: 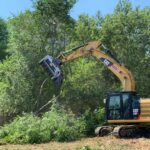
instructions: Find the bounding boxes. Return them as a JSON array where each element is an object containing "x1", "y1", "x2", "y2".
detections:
[{"x1": 0, "y1": 136, "x2": 150, "y2": 150}]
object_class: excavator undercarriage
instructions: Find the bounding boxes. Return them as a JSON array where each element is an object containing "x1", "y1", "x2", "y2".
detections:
[{"x1": 95, "y1": 124, "x2": 150, "y2": 138}]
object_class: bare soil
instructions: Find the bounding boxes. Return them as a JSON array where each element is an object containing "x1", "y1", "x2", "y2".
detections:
[{"x1": 0, "y1": 136, "x2": 150, "y2": 150}]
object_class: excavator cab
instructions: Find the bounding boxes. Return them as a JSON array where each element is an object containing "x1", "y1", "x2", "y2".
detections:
[
  {"x1": 105, "y1": 92, "x2": 140, "y2": 121},
  {"x1": 39, "y1": 55, "x2": 63, "y2": 85}
]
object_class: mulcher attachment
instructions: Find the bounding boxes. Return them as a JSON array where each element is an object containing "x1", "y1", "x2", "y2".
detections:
[{"x1": 39, "y1": 55, "x2": 63, "y2": 86}]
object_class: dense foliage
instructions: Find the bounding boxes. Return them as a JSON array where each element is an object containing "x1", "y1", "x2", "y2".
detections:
[
  {"x1": 0, "y1": 18, "x2": 8, "y2": 60},
  {"x1": 0, "y1": 55, "x2": 33, "y2": 115},
  {"x1": 0, "y1": 101, "x2": 104, "y2": 143},
  {"x1": 0, "y1": 0, "x2": 149, "y2": 143}
]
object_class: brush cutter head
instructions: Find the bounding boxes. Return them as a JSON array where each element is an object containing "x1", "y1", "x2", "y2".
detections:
[{"x1": 39, "y1": 55, "x2": 63, "y2": 86}]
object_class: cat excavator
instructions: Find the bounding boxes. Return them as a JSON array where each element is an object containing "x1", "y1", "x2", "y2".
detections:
[{"x1": 39, "y1": 41, "x2": 150, "y2": 138}]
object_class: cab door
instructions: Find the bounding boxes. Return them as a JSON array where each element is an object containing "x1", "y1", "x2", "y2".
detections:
[
  {"x1": 122, "y1": 93, "x2": 132, "y2": 119},
  {"x1": 107, "y1": 94, "x2": 122, "y2": 120}
]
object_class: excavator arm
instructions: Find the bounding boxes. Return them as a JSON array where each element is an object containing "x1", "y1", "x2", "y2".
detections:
[{"x1": 39, "y1": 41, "x2": 135, "y2": 91}]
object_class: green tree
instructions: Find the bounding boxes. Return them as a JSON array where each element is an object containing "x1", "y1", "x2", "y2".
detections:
[
  {"x1": 0, "y1": 18, "x2": 8, "y2": 60},
  {"x1": 71, "y1": 14, "x2": 102, "y2": 44},
  {"x1": 0, "y1": 55, "x2": 33, "y2": 115},
  {"x1": 100, "y1": 0, "x2": 150, "y2": 96},
  {"x1": 5, "y1": 0, "x2": 77, "y2": 114},
  {"x1": 34, "y1": 0, "x2": 76, "y2": 55}
]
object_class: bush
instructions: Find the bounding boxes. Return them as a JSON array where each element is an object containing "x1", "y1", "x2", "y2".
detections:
[
  {"x1": 0, "y1": 100, "x2": 104, "y2": 144},
  {"x1": 0, "y1": 113, "x2": 41, "y2": 144},
  {"x1": 41, "y1": 108, "x2": 85, "y2": 142},
  {"x1": 0, "y1": 102, "x2": 85, "y2": 143},
  {"x1": 81, "y1": 107, "x2": 104, "y2": 136}
]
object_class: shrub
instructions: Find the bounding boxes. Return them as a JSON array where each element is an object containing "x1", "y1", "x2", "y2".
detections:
[
  {"x1": 0, "y1": 101, "x2": 104, "y2": 144},
  {"x1": 81, "y1": 107, "x2": 104, "y2": 136},
  {"x1": 0, "y1": 102, "x2": 85, "y2": 143},
  {"x1": 41, "y1": 105, "x2": 85, "y2": 142},
  {"x1": 0, "y1": 113, "x2": 41, "y2": 144}
]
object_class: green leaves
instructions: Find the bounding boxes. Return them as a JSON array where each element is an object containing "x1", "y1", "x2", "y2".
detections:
[
  {"x1": 72, "y1": 14, "x2": 101, "y2": 43},
  {"x1": 100, "y1": 0, "x2": 150, "y2": 96},
  {"x1": 36, "y1": 0, "x2": 76, "y2": 22},
  {"x1": 0, "y1": 55, "x2": 33, "y2": 115},
  {"x1": 0, "y1": 104, "x2": 85, "y2": 143},
  {"x1": 0, "y1": 18, "x2": 8, "y2": 60}
]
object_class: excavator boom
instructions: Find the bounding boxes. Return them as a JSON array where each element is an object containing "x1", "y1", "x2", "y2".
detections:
[{"x1": 40, "y1": 41, "x2": 135, "y2": 91}]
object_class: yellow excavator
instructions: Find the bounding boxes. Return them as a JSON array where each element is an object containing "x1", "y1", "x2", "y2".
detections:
[{"x1": 39, "y1": 41, "x2": 150, "y2": 138}]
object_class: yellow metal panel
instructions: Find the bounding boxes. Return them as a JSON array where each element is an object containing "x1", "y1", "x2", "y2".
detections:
[
  {"x1": 141, "y1": 113, "x2": 150, "y2": 115},
  {"x1": 141, "y1": 109, "x2": 150, "y2": 112},
  {"x1": 140, "y1": 104, "x2": 150, "y2": 106},
  {"x1": 140, "y1": 100, "x2": 150, "y2": 119},
  {"x1": 141, "y1": 99, "x2": 150, "y2": 103},
  {"x1": 108, "y1": 119, "x2": 150, "y2": 124},
  {"x1": 140, "y1": 106, "x2": 150, "y2": 109},
  {"x1": 141, "y1": 108, "x2": 150, "y2": 110}
]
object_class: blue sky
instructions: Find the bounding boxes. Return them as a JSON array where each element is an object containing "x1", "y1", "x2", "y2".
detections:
[{"x1": 0, "y1": 0, "x2": 149, "y2": 20}]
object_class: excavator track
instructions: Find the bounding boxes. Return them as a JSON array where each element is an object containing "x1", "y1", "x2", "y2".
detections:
[
  {"x1": 96, "y1": 125, "x2": 150, "y2": 138},
  {"x1": 112, "y1": 125, "x2": 140, "y2": 138},
  {"x1": 95, "y1": 126, "x2": 114, "y2": 136}
]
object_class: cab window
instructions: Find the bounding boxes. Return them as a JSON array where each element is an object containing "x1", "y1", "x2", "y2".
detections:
[
  {"x1": 108, "y1": 95, "x2": 121, "y2": 119},
  {"x1": 109, "y1": 95, "x2": 120, "y2": 109},
  {"x1": 122, "y1": 94, "x2": 130, "y2": 110}
]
